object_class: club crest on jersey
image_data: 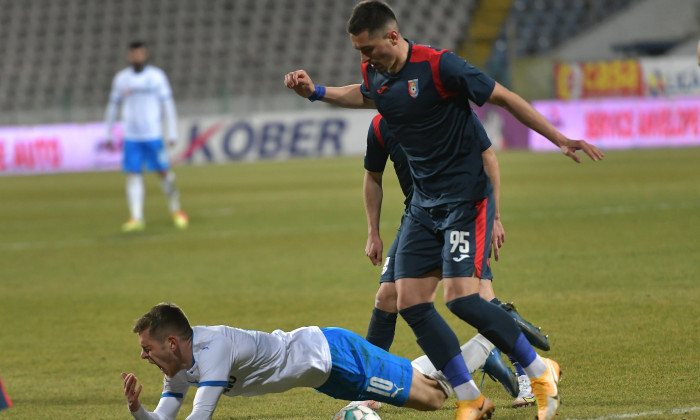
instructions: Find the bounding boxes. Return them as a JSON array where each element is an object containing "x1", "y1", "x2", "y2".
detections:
[{"x1": 408, "y1": 79, "x2": 419, "y2": 98}]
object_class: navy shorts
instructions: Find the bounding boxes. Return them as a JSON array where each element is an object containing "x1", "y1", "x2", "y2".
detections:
[
  {"x1": 379, "y1": 212, "x2": 407, "y2": 284},
  {"x1": 394, "y1": 195, "x2": 494, "y2": 280},
  {"x1": 316, "y1": 327, "x2": 413, "y2": 406},
  {"x1": 123, "y1": 139, "x2": 170, "y2": 173}
]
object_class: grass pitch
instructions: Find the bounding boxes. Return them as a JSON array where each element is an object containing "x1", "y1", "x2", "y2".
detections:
[{"x1": 1, "y1": 147, "x2": 699, "y2": 419}]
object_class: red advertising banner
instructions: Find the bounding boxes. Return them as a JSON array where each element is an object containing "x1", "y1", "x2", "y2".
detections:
[{"x1": 555, "y1": 59, "x2": 644, "y2": 99}]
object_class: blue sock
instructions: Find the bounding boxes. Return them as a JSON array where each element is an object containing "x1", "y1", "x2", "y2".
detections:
[
  {"x1": 365, "y1": 307, "x2": 397, "y2": 351},
  {"x1": 510, "y1": 333, "x2": 537, "y2": 368},
  {"x1": 508, "y1": 355, "x2": 527, "y2": 376},
  {"x1": 443, "y1": 352, "x2": 472, "y2": 387}
]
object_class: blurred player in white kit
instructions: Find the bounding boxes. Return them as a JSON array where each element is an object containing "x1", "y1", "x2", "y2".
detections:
[{"x1": 105, "y1": 41, "x2": 188, "y2": 232}]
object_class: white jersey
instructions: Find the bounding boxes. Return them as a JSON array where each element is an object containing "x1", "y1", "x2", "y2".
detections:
[
  {"x1": 169, "y1": 325, "x2": 332, "y2": 396},
  {"x1": 130, "y1": 325, "x2": 332, "y2": 420},
  {"x1": 105, "y1": 65, "x2": 178, "y2": 141}
]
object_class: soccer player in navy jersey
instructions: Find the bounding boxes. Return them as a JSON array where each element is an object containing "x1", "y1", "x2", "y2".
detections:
[
  {"x1": 363, "y1": 114, "x2": 549, "y2": 407},
  {"x1": 285, "y1": 2, "x2": 603, "y2": 419}
]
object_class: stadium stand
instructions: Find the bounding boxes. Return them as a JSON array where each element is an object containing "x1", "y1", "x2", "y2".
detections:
[
  {"x1": 2, "y1": 0, "x2": 699, "y2": 125},
  {"x1": 484, "y1": 0, "x2": 639, "y2": 75},
  {"x1": 0, "y1": 0, "x2": 474, "y2": 125},
  {"x1": 508, "y1": 0, "x2": 638, "y2": 57},
  {"x1": 483, "y1": 0, "x2": 700, "y2": 89},
  {"x1": 546, "y1": 0, "x2": 700, "y2": 61}
]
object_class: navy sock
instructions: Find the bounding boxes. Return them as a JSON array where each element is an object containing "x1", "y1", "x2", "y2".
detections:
[
  {"x1": 446, "y1": 293, "x2": 521, "y2": 354},
  {"x1": 492, "y1": 297, "x2": 529, "y2": 375},
  {"x1": 365, "y1": 307, "x2": 398, "y2": 351},
  {"x1": 398, "y1": 302, "x2": 462, "y2": 371},
  {"x1": 510, "y1": 333, "x2": 537, "y2": 368}
]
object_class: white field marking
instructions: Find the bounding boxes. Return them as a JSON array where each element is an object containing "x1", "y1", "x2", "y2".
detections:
[
  {"x1": 1, "y1": 223, "x2": 360, "y2": 252},
  {"x1": 564, "y1": 406, "x2": 700, "y2": 420},
  {"x1": 199, "y1": 207, "x2": 236, "y2": 217},
  {"x1": 4, "y1": 200, "x2": 699, "y2": 252},
  {"x1": 505, "y1": 200, "x2": 700, "y2": 221}
]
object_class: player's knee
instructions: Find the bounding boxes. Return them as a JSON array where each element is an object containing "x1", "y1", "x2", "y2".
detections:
[
  {"x1": 443, "y1": 277, "x2": 479, "y2": 302},
  {"x1": 159, "y1": 170, "x2": 174, "y2": 180},
  {"x1": 374, "y1": 284, "x2": 398, "y2": 312},
  {"x1": 478, "y1": 278, "x2": 496, "y2": 301}
]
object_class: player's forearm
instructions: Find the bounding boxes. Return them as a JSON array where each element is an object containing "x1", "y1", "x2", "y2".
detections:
[
  {"x1": 185, "y1": 386, "x2": 222, "y2": 420},
  {"x1": 363, "y1": 172, "x2": 383, "y2": 235},
  {"x1": 130, "y1": 395, "x2": 182, "y2": 420},
  {"x1": 129, "y1": 406, "x2": 173, "y2": 420},
  {"x1": 163, "y1": 99, "x2": 178, "y2": 140},
  {"x1": 489, "y1": 83, "x2": 566, "y2": 148},
  {"x1": 482, "y1": 148, "x2": 501, "y2": 220},
  {"x1": 105, "y1": 102, "x2": 118, "y2": 140},
  {"x1": 321, "y1": 85, "x2": 374, "y2": 109}
]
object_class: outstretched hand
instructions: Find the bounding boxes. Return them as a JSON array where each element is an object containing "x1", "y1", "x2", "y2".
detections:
[
  {"x1": 560, "y1": 139, "x2": 604, "y2": 163},
  {"x1": 121, "y1": 372, "x2": 143, "y2": 413},
  {"x1": 284, "y1": 70, "x2": 315, "y2": 99}
]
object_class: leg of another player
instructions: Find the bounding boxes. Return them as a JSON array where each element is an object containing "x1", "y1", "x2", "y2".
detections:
[
  {"x1": 445, "y1": 276, "x2": 547, "y2": 379},
  {"x1": 397, "y1": 274, "x2": 484, "y2": 403},
  {"x1": 123, "y1": 172, "x2": 146, "y2": 232},
  {"x1": 365, "y1": 282, "x2": 399, "y2": 351},
  {"x1": 158, "y1": 170, "x2": 188, "y2": 228},
  {"x1": 446, "y1": 277, "x2": 560, "y2": 419},
  {"x1": 412, "y1": 333, "x2": 494, "y2": 380},
  {"x1": 479, "y1": 279, "x2": 537, "y2": 407},
  {"x1": 402, "y1": 367, "x2": 448, "y2": 411}
]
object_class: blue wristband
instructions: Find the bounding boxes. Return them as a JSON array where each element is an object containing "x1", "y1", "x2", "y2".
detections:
[{"x1": 308, "y1": 85, "x2": 326, "y2": 102}]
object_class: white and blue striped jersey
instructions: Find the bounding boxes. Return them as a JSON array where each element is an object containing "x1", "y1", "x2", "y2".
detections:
[
  {"x1": 105, "y1": 65, "x2": 178, "y2": 141},
  {"x1": 130, "y1": 325, "x2": 332, "y2": 420}
]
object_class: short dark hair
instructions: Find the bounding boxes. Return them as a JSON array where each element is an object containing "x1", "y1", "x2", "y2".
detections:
[
  {"x1": 347, "y1": 0, "x2": 398, "y2": 36},
  {"x1": 133, "y1": 302, "x2": 193, "y2": 341},
  {"x1": 128, "y1": 40, "x2": 146, "y2": 50}
]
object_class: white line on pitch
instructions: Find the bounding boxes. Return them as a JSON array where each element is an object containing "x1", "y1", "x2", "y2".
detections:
[
  {"x1": 0, "y1": 223, "x2": 361, "y2": 252},
  {"x1": 565, "y1": 406, "x2": 700, "y2": 420}
]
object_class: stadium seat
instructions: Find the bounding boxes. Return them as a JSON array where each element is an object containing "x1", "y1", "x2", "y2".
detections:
[{"x1": 0, "y1": 0, "x2": 496, "y2": 125}]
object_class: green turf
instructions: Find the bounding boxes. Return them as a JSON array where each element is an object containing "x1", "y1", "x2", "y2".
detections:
[{"x1": 1, "y1": 148, "x2": 699, "y2": 419}]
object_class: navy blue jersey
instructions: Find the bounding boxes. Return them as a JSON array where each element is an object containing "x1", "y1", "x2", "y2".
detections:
[
  {"x1": 364, "y1": 114, "x2": 414, "y2": 205},
  {"x1": 364, "y1": 114, "x2": 492, "y2": 207},
  {"x1": 360, "y1": 40, "x2": 495, "y2": 207}
]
